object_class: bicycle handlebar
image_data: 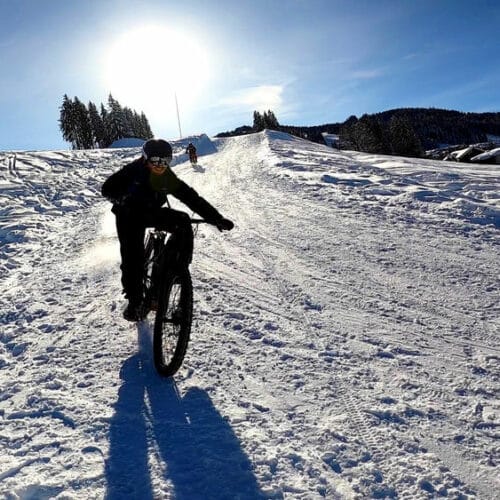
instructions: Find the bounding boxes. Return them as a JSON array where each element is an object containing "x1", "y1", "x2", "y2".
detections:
[{"x1": 151, "y1": 218, "x2": 208, "y2": 232}]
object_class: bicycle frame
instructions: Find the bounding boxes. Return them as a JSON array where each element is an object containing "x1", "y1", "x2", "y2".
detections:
[
  {"x1": 142, "y1": 217, "x2": 207, "y2": 377},
  {"x1": 143, "y1": 218, "x2": 207, "y2": 311}
]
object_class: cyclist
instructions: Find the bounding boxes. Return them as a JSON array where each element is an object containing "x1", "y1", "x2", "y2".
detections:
[
  {"x1": 186, "y1": 142, "x2": 197, "y2": 165},
  {"x1": 101, "y1": 138, "x2": 234, "y2": 321}
]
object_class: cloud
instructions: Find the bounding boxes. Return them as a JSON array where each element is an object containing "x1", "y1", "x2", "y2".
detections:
[
  {"x1": 219, "y1": 85, "x2": 284, "y2": 111},
  {"x1": 402, "y1": 52, "x2": 420, "y2": 61}
]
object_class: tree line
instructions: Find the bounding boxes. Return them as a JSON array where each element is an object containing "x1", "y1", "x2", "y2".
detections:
[
  {"x1": 59, "y1": 94, "x2": 154, "y2": 149},
  {"x1": 371, "y1": 108, "x2": 500, "y2": 149},
  {"x1": 216, "y1": 107, "x2": 500, "y2": 158},
  {"x1": 339, "y1": 113, "x2": 423, "y2": 157},
  {"x1": 216, "y1": 109, "x2": 422, "y2": 156}
]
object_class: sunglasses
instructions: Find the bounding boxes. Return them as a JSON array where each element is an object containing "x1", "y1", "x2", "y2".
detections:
[{"x1": 148, "y1": 156, "x2": 171, "y2": 167}]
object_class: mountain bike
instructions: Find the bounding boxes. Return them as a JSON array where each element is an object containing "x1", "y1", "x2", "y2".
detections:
[
  {"x1": 142, "y1": 219, "x2": 205, "y2": 377},
  {"x1": 188, "y1": 152, "x2": 198, "y2": 165}
]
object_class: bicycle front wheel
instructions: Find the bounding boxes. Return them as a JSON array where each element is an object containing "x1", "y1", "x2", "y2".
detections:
[{"x1": 153, "y1": 270, "x2": 193, "y2": 377}]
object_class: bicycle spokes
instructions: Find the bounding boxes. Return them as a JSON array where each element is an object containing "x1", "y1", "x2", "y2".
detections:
[{"x1": 164, "y1": 283, "x2": 183, "y2": 324}]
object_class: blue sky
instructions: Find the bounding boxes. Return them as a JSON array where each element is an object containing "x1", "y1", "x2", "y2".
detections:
[{"x1": 1, "y1": 0, "x2": 499, "y2": 151}]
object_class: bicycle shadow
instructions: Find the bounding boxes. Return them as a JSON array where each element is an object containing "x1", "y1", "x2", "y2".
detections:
[{"x1": 105, "y1": 323, "x2": 265, "y2": 500}]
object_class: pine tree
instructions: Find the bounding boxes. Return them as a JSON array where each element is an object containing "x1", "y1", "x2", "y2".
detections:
[
  {"x1": 140, "y1": 112, "x2": 154, "y2": 139},
  {"x1": 389, "y1": 115, "x2": 423, "y2": 157},
  {"x1": 264, "y1": 110, "x2": 280, "y2": 129},
  {"x1": 88, "y1": 101, "x2": 106, "y2": 148},
  {"x1": 352, "y1": 115, "x2": 388, "y2": 154},
  {"x1": 122, "y1": 107, "x2": 135, "y2": 137},
  {"x1": 253, "y1": 111, "x2": 265, "y2": 132},
  {"x1": 252, "y1": 110, "x2": 280, "y2": 131},
  {"x1": 339, "y1": 115, "x2": 359, "y2": 150},
  {"x1": 107, "y1": 94, "x2": 126, "y2": 143},
  {"x1": 59, "y1": 94, "x2": 78, "y2": 149},
  {"x1": 100, "y1": 104, "x2": 113, "y2": 147},
  {"x1": 72, "y1": 97, "x2": 94, "y2": 149}
]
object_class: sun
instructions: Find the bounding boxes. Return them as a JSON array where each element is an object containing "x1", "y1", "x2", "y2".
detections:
[{"x1": 103, "y1": 25, "x2": 210, "y2": 113}]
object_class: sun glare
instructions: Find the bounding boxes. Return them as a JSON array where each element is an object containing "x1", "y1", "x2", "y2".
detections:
[{"x1": 103, "y1": 25, "x2": 209, "y2": 113}]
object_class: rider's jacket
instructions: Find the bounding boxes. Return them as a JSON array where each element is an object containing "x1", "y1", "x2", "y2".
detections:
[{"x1": 101, "y1": 157, "x2": 222, "y2": 223}]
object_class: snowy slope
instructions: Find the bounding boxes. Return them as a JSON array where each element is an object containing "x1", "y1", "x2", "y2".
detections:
[{"x1": 0, "y1": 132, "x2": 498, "y2": 499}]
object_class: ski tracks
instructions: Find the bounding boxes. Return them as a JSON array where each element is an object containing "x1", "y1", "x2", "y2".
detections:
[{"x1": 178, "y1": 134, "x2": 499, "y2": 498}]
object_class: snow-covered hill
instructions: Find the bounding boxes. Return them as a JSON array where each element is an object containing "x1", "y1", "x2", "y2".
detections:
[{"x1": 1, "y1": 132, "x2": 498, "y2": 499}]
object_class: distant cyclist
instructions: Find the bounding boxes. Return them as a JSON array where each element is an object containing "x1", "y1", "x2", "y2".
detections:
[
  {"x1": 186, "y1": 142, "x2": 198, "y2": 165},
  {"x1": 101, "y1": 138, "x2": 234, "y2": 321}
]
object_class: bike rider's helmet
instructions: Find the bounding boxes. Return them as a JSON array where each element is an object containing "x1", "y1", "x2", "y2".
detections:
[{"x1": 142, "y1": 139, "x2": 173, "y2": 164}]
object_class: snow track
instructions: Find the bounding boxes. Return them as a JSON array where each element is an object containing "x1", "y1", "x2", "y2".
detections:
[{"x1": 1, "y1": 133, "x2": 498, "y2": 498}]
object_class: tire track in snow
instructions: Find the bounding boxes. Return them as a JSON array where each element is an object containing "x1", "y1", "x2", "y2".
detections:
[{"x1": 197, "y1": 132, "x2": 496, "y2": 498}]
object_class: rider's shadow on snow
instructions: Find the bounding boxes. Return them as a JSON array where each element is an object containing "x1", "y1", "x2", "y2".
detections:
[
  {"x1": 105, "y1": 323, "x2": 265, "y2": 500},
  {"x1": 192, "y1": 163, "x2": 205, "y2": 173}
]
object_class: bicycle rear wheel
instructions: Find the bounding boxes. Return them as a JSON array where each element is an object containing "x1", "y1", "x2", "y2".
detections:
[{"x1": 153, "y1": 270, "x2": 193, "y2": 377}]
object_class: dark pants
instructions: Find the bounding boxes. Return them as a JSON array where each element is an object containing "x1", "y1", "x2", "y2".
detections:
[{"x1": 115, "y1": 207, "x2": 193, "y2": 302}]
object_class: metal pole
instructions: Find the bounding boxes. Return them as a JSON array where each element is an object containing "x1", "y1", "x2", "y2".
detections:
[{"x1": 174, "y1": 92, "x2": 182, "y2": 139}]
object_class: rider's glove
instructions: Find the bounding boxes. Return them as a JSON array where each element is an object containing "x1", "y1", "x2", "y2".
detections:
[{"x1": 215, "y1": 217, "x2": 234, "y2": 231}]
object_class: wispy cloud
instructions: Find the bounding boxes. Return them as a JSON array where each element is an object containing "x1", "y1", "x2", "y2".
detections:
[
  {"x1": 402, "y1": 52, "x2": 421, "y2": 61},
  {"x1": 219, "y1": 85, "x2": 284, "y2": 111}
]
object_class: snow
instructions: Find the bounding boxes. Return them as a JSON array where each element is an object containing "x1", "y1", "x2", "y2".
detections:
[
  {"x1": 447, "y1": 146, "x2": 483, "y2": 161},
  {"x1": 0, "y1": 131, "x2": 499, "y2": 498},
  {"x1": 471, "y1": 147, "x2": 500, "y2": 162},
  {"x1": 322, "y1": 134, "x2": 340, "y2": 149}
]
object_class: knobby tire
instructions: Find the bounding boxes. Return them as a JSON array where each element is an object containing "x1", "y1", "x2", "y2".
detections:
[{"x1": 153, "y1": 270, "x2": 193, "y2": 377}]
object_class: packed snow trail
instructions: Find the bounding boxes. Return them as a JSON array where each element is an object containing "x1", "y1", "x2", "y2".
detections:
[{"x1": 0, "y1": 132, "x2": 498, "y2": 499}]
